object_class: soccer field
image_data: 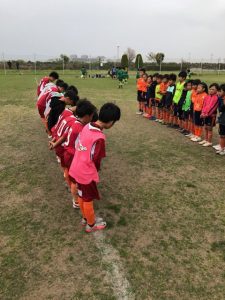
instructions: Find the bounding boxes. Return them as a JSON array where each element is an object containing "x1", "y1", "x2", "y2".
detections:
[{"x1": 1, "y1": 72, "x2": 225, "y2": 299}]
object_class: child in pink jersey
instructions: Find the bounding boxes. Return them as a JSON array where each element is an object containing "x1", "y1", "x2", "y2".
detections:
[
  {"x1": 69, "y1": 103, "x2": 121, "y2": 233},
  {"x1": 200, "y1": 83, "x2": 219, "y2": 147}
]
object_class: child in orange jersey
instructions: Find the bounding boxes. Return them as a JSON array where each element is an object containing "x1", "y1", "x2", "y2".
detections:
[
  {"x1": 158, "y1": 74, "x2": 169, "y2": 123},
  {"x1": 185, "y1": 79, "x2": 201, "y2": 138},
  {"x1": 136, "y1": 68, "x2": 146, "y2": 115},
  {"x1": 191, "y1": 82, "x2": 208, "y2": 142}
]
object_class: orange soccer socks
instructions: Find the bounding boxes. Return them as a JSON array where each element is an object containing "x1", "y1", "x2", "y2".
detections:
[{"x1": 78, "y1": 197, "x2": 95, "y2": 226}]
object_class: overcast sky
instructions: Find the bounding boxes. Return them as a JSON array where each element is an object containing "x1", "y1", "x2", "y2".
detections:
[{"x1": 0, "y1": 0, "x2": 225, "y2": 61}]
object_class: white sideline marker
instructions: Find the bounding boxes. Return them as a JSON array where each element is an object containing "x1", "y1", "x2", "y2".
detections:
[{"x1": 94, "y1": 231, "x2": 135, "y2": 300}]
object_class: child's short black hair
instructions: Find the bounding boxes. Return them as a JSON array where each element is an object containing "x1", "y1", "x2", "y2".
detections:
[
  {"x1": 148, "y1": 75, "x2": 153, "y2": 80},
  {"x1": 220, "y1": 84, "x2": 225, "y2": 92},
  {"x1": 209, "y1": 83, "x2": 220, "y2": 90},
  {"x1": 64, "y1": 90, "x2": 79, "y2": 106},
  {"x1": 157, "y1": 74, "x2": 163, "y2": 80},
  {"x1": 99, "y1": 103, "x2": 121, "y2": 123},
  {"x1": 199, "y1": 82, "x2": 208, "y2": 93},
  {"x1": 178, "y1": 71, "x2": 187, "y2": 78},
  {"x1": 49, "y1": 71, "x2": 59, "y2": 80},
  {"x1": 153, "y1": 73, "x2": 159, "y2": 77},
  {"x1": 92, "y1": 111, "x2": 99, "y2": 122},
  {"x1": 163, "y1": 74, "x2": 169, "y2": 80},
  {"x1": 192, "y1": 79, "x2": 201, "y2": 86},
  {"x1": 76, "y1": 99, "x2": 96, "y2": 118},
  {"x1": 169, "y1": 73, "x2": 177, "y2": 82},
  {"x1": 67, "y1": 85, "x2": 78, "y2": 95},
  {"x1": 56, "y1": 79, "x2": 64, "y2": 87},
  {"x1": 48, "y1": 98, "x2": 66, "y2": 130},
  {"x1": 61, "y1": 82, "x2": 69, "y2": 91},
  {"x1": 187, "y1": 80, "x2": 193, "y2": 84},
  {"x1": 139, "y1": 68, "x2": 146, "y2": 73}
]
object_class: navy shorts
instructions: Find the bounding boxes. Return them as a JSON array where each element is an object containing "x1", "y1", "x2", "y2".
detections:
[
  {"x1": 219, "y1": 124, "x2": 225, "y2": 136},
  {"x1": 183, "y1": 111, "x2": 190, "y2": 120},
  {"x1": 173, "y1": 104, "x2": 179, "y2": 116},
  {"x1": 204, "y1": 116, "x2": 216, "y2": 127},
  {"x1": 194, "y1": 111, "x2": 203, "y2": 126},
  {"x1": 137, "y1": 91, "x2": 146, "y2": 102}
]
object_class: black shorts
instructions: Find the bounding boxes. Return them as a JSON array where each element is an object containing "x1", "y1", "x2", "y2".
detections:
[
  {"x1": 151, "y1": 98, "x2": 156, "y2": 107},
  {"x1": 161, "y1": 95, "x2": 166, "y2": 108},
  {"x1": 194, "y1": 111, "x2": 203, "y2": 126},
  {"x1": 155, "y1": 99, "x2": 162, "y2": 108},
  {"x1": 137, "y1": 91, "x2": 146, "y2": 102},
  {"x1": 178, "y1": 108, "x2": 184, "y2": 120},
  {"x1": 219, "y1": 124, "x2": 225, "y2": 136},
  {"x1": 204, "y1": 116, "x2": 216, "y2": 127},
  {"x1": 173, "y1": 104, "x2": 179, "y2": 116},
  {"x1": 183, "y1": 111, "x2": 190, "y2": 120}
]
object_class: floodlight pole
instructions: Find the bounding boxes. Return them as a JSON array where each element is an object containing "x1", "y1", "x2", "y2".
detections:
[
  {"x1": 117, "y1": 45, "x2": 120, "y2": 64},
  {"x1": 34, "y1": 54, "x2": 37, "y2": 75},
  {"x1": 218, "y1": 58, "x2": 221, "y2": 76},
  {"x1": 2, "y1": 52, "x2": 6, "y2": 75},
  {"x1": 62, "y1": 56, "x2": 65, "y2": 75}
]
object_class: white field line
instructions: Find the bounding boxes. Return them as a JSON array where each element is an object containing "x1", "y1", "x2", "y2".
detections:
[{"x1": 94, "y1": 231, "x2": 135, "y2": 300}]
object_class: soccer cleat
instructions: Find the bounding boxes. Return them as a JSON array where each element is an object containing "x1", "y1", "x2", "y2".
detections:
[
  {"x1": 48, "y1": 135, "x2": 52, "y2": 139},
  {"x1": 155, "y1": 119, "x2": 159, "y2": 122},
  {"x1": 202, "y1": 142, "x2": 212, "y2": 147},
  {"x1": 81, "y1": 217, "x2": 104, "y2": 227},
  {"x1": 213, "y1": 144, "x2": 221, "y2": 151},
  {"x1": 185, "y1": 133, "x2": 192, "y2": 137},
  {"x1": 199, "y1": 140, "x2": 207, "y2": 145},
  {"x1": 143, "y1": 113, "x2": 151, "y2": 118},
  {"x1": 136, "y1": 111, "x2": 143, "y2": 115},
  {"x1": 188, "y1": 134, "x2": 195, "y2": 139},
  {"x1": 72, "y1": 200, "x2": 80, "y2": 209},
  {"x1": 158, "y1": 119, "x2": 163, "y2": 123},
  {"x1": 191, "y1": 137, "x2": 201, "y2": 142},
  {"x1": 182, "y1": 130, "x2": 189, "y2": 135},
  {"x1": 219, "y1": 149, "x2": 225, "y2": 155},
  {"x1": 85, "y1": 220, "x2": 107, "y2": 233}
]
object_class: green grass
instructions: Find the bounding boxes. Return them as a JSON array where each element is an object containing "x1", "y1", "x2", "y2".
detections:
[{"x1": 1, "y1": 73, "x2": 225, "y2": 299}]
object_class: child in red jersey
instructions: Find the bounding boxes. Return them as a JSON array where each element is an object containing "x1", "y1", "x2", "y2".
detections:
[
  {"x1": 69, "y1": 103, "x2": 121, "y2": 233},
  {"x1": 48, "y1": 92, "x2": 79, "y2": 185},
  {"x1": 63, "y1": 100, "x2": 97, "y2": 208},
  {"x1": 37, "y1": 80, "x2": 68, "y2": 135},
  {"x1": 37, "y1": 72, "x2": 59, "y2": 96}
]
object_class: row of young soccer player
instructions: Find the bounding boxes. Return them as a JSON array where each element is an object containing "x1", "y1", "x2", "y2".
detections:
[
  {"x1": 136, "y1": 69, "x2": 225, "y2": 155},
  {"x1": 36, "y1": 72, "x2": 121, "y2": 233}
]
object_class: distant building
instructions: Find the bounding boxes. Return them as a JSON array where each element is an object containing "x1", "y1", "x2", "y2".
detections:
[
  {"x1": 81, "y1": 55, "x2": 89, "y2": 60},
  {"x1": 70, "y1": 54, "x2": 78, "y2": 61}
]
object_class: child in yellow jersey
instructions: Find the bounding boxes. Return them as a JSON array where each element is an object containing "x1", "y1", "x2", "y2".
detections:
[
  {"x1": 170, "y1": 71, "x2": 187, "y2": 128},
  {"x1": 153, "y1": 75, "x2": 163, "y2": 121}
]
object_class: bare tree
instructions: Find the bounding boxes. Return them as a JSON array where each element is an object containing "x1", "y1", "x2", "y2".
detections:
[
  {"x1": 126, "y1": 47, "x2": 136, "y2": 65},
  {"x1": 147, "y1": 52, "x2": 165, "y2": 65}
]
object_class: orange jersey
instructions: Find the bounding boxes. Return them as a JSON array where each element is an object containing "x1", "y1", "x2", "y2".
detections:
[
  {"x1": 137, "y1": 78, "x2": 147, "y2": 92},
  {"x1": 160, "y1": 82, "x2": 169, "y2": 94},
  {"x1": 193, "y1": 92, "x2": 207, "y2": 111},
  {"x1": 137, "y1": 78, "x2": 144, "y2": 91}
]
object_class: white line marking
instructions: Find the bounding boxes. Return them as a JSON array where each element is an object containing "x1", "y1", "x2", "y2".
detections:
[{"x1": 94, "y1": 231, "x2": 135, "y2": 300}]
